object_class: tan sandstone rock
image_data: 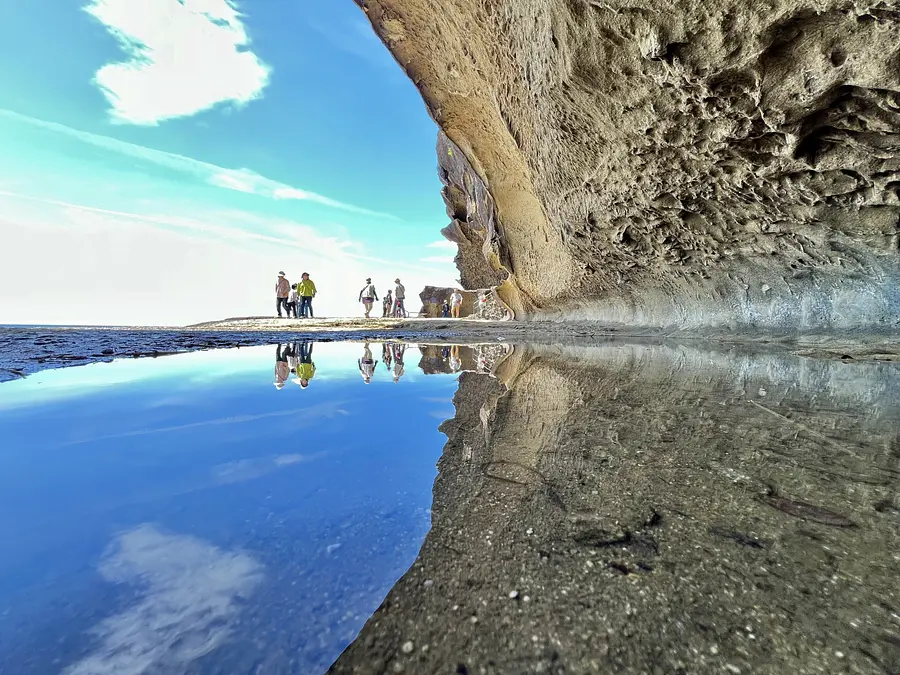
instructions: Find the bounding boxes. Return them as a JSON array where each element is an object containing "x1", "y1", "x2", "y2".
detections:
[{"x1": 355, "y1": 0, "x2": 900, "y2": 332}]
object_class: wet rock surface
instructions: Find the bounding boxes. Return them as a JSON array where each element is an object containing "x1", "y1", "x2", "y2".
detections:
[
  {"x1": 356, "y1": 0, "x2": 900, "y2": 331},
  {"x1": 331, "y1": 341, "x2": 900, "y2": 674}
]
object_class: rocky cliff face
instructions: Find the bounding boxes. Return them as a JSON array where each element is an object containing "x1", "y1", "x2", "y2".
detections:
[{"x1": 355, "y1": 0, "x2": 900, "y2": 332}]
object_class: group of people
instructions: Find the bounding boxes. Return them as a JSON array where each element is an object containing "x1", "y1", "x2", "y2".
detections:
[
  {"x1": 272, "y1": 341, "x2": 412, "y2": 389},
  {"x1": 274, "y1": 271, "x2": 466, "y2": 319},
  {"x1": 358, "y1": 278, "x2": 409, "y2": 319},
  {"x1": 358, "y1": 342, "x2": 407, "y2": 383},
  {"x1": 274, "y1": 342, "x2": 317, "y2": 389},
  {"x1": 275, "y1": 271, "x2": 317, "y2": 318}
]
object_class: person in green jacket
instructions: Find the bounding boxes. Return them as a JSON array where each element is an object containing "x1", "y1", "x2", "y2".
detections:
[
  {"x1": 293, "y1": 341, "x2": 316, "y2": 388},
  {"x1": 297, "y1": 273, "x2": 317, "y2": 318}
]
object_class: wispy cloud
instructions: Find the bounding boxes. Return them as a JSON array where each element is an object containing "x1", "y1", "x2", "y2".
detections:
[
  {"x1": 84, "y1": 0, "x2": 271, "y2": 125},
  {"x1": 64, "y1": 524, "x2": 262, "y2": 675},
  {"x1": 209, "y1": 168, "x2": 398, "y2": 218},
  {"x1": 426, "y1": 240, "x2": 457, "y2": 250},
  {"x1": 421, "y1": 255, "x2": 455, "y2": 264},
  {"x1": 0, "y1": 110, "x2": 396, "y2": 219}
]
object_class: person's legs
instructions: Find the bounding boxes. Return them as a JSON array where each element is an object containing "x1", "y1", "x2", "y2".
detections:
[
  {"x1": 276, "y1": 297, "x2": 283, "y2": 317},
  {"x1": 301, "y1": 297, "x2": 313, "y2": 318}
]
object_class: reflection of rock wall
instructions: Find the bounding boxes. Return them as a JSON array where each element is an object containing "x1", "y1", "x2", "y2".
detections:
[{"x1": 331, "y1": 343, "x2": 900, "y2": 674}]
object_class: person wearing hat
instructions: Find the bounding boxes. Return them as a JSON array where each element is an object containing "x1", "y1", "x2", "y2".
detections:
[
  {"x1": 358, "y1": 278, "x2": 379, "y2": 318},
  {"x1": 275, "y1": 272, "x2": 291, "y2": 318},
  {"x1": 392, "y1": 278, "x2": 406, "y2": 317}
]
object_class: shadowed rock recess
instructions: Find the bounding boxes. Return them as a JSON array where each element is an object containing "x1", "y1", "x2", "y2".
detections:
[
  {"x1": 355, "y1": 0, "x2": 900, "y2": 332},
  {"x1": 331, "y1": 342, "x2": 900, "y2": 674}
]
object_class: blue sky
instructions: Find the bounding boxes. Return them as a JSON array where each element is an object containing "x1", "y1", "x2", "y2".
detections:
[{"x1": 0, "y1": 0, "x2": 458, "y2": 325}]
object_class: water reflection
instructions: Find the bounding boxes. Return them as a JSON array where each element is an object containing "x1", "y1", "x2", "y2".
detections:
[
  {"x1": 332, "y1": 342, "x2": 900, "y2": 675},
  {"x1": 4, "y1": 339, "x2": 896, "y2": 674},
  {"x1": 0, "y1": 342, "x2": 466, "y2": 675}
]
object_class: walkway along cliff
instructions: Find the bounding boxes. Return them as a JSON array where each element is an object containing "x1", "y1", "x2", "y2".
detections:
[{"x1": 356, "y1": 0, "x2": 900, "y2": 333}]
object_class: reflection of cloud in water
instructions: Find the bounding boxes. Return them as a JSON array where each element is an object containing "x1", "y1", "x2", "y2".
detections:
[
  {"x1": 60, "y1": 402, "x2": 349, "y2": 446},
  {"x1": 64, "y1": 524, "x2": 262, "y2": 675},
  {"x1": 211, "y1": 452, "x2": 326, "y2": 484}
]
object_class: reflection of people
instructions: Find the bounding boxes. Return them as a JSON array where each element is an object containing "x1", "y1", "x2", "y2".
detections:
[
  {"x1": 392, "y1": 343, "x2": 406, "y2": 382},
  {"x1": 393, "y1": 278, "x2": 406, "y2": 317},
  {"x1": 298, "y1": 273, "x2": 317, "y2": 318},
  {"x1": 275, "y1": 272, "x2": 291, "y2": 318},
  {"x1": 274, "y1": 344, "x2": 290, "y2": 389},
  {"x1": 382, "y1": 290, "x2": 393, "y2": 318},
  {"x1": 450, "y1": 289, "x2": 463, "y2": 318},
  {"x1": 449, "y1": 344, "x2": 462, "y2": 372},
  {"x1": 358, "y1": 278, "x2": 379, "y2": 318},
  {"x1": 293, "y1": 341, "x2": 316, "y2": 388},
  {"x1": 358, "y1": 342, "x2": 378, "y2": 384},
  {"x1": 382, "y1": 342, "x2": 393, "y2": 371}
]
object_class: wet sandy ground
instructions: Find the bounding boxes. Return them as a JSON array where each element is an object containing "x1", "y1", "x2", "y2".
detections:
[{"x1": 2, "y1": 318, "x2": 898, "y2": 383}]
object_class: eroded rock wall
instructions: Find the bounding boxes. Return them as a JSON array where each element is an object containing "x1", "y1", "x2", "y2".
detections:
[{"x1": 355, "y1": 0, "x2": 900, "y2": 332}]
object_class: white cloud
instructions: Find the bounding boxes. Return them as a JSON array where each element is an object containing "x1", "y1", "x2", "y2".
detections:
[
  {"x1": 426, "y1": 240, "x2": 457, "y2": 250},
  {"x1": 84, "y1": 0, "x2": 270, "y2": 125},
  {"x1": 0, "y1": 110, "x2": 397, "y2": 219},
  {"x1": 64, "y1": 524, "x2": 262, "y2": 675}
]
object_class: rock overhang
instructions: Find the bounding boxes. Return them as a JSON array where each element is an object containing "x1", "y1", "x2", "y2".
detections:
[{"x1": 355, "y1": 0, "x2": 900, "y2": 333}]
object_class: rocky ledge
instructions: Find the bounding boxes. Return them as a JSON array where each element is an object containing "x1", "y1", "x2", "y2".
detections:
[{"x1": 356, "y1": 0, "x2": 900, "y2": 333}]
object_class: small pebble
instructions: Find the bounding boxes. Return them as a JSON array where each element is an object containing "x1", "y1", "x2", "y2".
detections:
[
  {"x1": 509, "y1": 590, "x2": 519, "y2": 599},
  {"x1": 725, "y1": 665, "x2": 741, "y2": 674},
  {"x1": 835, "y1": 651, "x2": 844, "y2": 658},
  {"x1": 401, "y1": 641, "x2": 414, "y2": 654},
  {"x1": 423, "y1": 579, "x2": 434, "y2": 587}
]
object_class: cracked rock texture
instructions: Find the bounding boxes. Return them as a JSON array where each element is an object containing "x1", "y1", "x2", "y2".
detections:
[{"x1": 356, "y1": 0, "x2": 900, "y2": 331}]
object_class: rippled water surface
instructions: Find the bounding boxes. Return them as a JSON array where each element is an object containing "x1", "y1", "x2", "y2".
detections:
[{"x1": 0, "y1": 342, "x2": 462, "y2": 675}]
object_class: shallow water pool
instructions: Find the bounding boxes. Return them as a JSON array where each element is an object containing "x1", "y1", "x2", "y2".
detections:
[{"x1": 0, "y1": 341, "x2": 465, "y2": 674}]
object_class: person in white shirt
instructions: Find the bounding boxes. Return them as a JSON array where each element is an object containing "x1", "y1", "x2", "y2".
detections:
[
  {"x1": 393, "y1": 279, "x2": 406, "y2": 317},
  {"x1": 450, "y1": 289, "x2": 463, "y2": 318},
  {"x1": 358, "y1": 278, "x2": 379, "y2": 318},
  {"x1": 288, "y1": 284, "x2": 300, "y2": 318},
  {"x1": 358, "y1": 342, "x2": 377, "y2": 384}
]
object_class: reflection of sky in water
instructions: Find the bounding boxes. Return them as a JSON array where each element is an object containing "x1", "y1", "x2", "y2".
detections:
[{"x1": 0, "y1": 343, "x2": 458, "y2": 674}]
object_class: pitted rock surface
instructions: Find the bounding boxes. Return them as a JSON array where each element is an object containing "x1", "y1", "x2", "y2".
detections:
[{"x1": 356, "y1": 0, "x2": 900, "y2": 331}]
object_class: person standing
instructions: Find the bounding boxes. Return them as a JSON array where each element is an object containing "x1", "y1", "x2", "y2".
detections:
[
  {"x1": 382, "y1": 290, "x2": 393, "y2": 318},
  {"x1": 358, "y1": 278, "x2": 378, "y2": 318},
  {"x1": 275, "y1": 272, "x2": 290, "y2": 318},
  {"x1": 358, "y1": 342, "x2": 378, "y2": 384},
  {"x1": 298, "y1": 273, "x2": 317, "y2": 318},
  {"x1": 287, "y1": 284, "x2": 300, "y2": 318},
  {"x1": 392, "y1": 343, "x2": 406, "y2": 382},
  {"x1": 393, "y1": 278, "x2": 406, "y2": 317},
  {"x1": 450, "y1": 289, "x2": 464, "y2": 318},
  {"x1": 293, "y1": 341, "x2": 316, "y2": 388},
  {"x1": 274, "y1": 344, "x2": 290, "y2": 389}
]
